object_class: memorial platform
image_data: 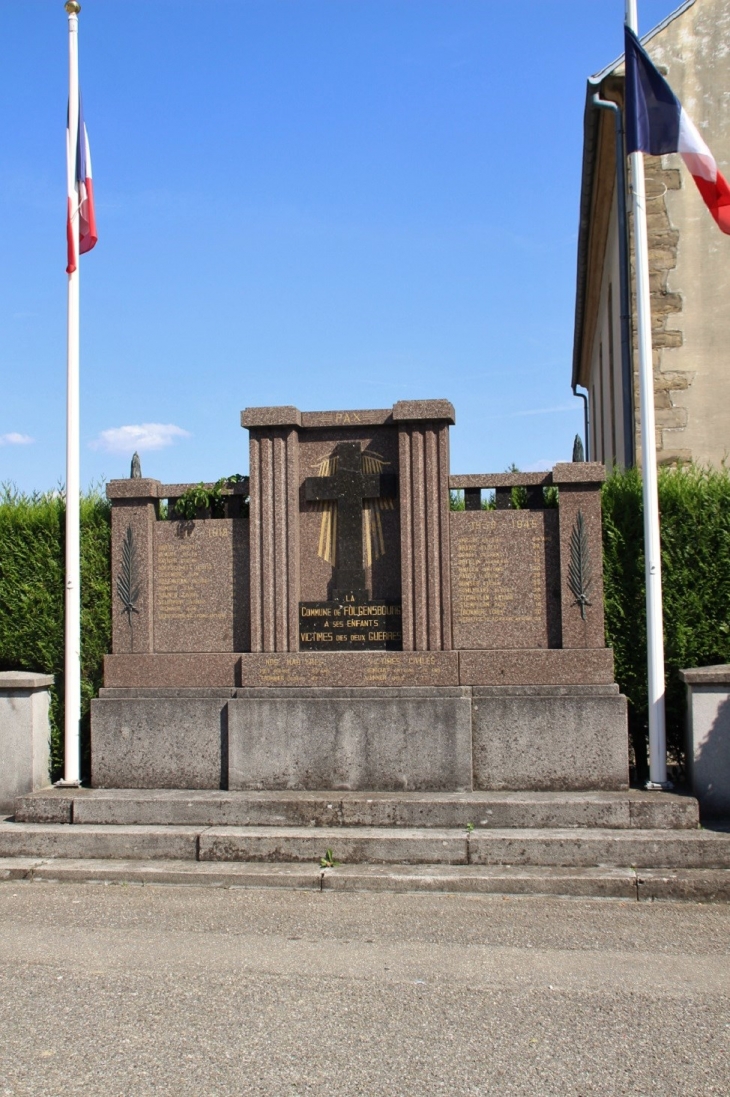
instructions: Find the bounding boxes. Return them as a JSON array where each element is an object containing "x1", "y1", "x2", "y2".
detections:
[
  {"x1": 5, "y1": 787, "x2": 730, "y2": 901},
  {"x1": 90, "y1": 683, "x2": 628, "y2": 792}
]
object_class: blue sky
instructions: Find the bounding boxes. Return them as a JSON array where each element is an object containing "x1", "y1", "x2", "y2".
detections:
[{"x1": 2, "y1": 0, "x2": 677, "y2": 492}]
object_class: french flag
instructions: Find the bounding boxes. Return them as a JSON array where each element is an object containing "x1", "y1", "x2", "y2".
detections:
[
  {"x1": 66, "y1": 96, "x2": 97, "y2": 274},
  {"x1": 625, "y1": 26, "x2": 730, "y2": 234}
]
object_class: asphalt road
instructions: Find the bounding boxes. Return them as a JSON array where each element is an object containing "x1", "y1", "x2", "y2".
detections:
[{"x1": 0, "y1": 882, "x2": 728, "y2": 1096}]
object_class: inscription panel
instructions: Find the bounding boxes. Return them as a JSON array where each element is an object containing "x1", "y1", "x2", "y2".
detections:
[
  {"x1": 450, "y1": 511, "x2": 561, "y2": 649},
  {"x1": 299, "y1": 600, "x2": 402, "y2": 650},
  {"x1": 239, "y1": 651, "x2": 458, "y2": 687},
  {"x1": 154, "y1": 520, "x2": 249, "y2": 653}
]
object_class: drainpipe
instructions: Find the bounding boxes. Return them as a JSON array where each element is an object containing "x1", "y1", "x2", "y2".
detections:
[
  {"x1": 592, "y1": 92, "x2": 635, "y2": 468},
  {"x1": 572, "y1": 385, "x2": 590, "y2": 460}
]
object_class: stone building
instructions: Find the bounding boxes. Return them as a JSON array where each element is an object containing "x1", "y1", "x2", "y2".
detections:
[{"x1": 572, "y1": 0, "x2": 730, "y2": 468}]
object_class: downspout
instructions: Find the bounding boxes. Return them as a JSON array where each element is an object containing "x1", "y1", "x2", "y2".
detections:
[
  {"x1": 592, "y1": 92, "x2": 635, "y2": 467},
  {"x1": 572, "y1": 385, "x2": 590, "y2": 460}
]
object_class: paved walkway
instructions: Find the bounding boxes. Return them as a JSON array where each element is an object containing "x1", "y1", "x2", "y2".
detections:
[{"x1": 0, "y1": 882, "x2": 728, "y2": 1095}]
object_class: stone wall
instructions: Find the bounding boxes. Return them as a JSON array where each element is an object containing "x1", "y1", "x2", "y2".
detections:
[
  {"x1": 628, "y1": 155, "x2": 690, "y2": 465},
  {"x1": 577, "y1": 0, "x2": 730, "y2": 469},
  {"x1": 638, "y1": 0, "x2": 730, "y2": 466}
]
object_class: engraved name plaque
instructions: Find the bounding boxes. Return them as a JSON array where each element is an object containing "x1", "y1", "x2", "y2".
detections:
[{"x1": 299, "y1": 599, "x2": 403, "y2": 651}]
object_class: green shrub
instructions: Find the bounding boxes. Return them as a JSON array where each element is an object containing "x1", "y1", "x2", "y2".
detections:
[
  {"x1": 603, "y1": 464, "x2": 730, "y2": 779},
  {"x1": 0, "y1": 486, "x2": 111, "y2": 780}
]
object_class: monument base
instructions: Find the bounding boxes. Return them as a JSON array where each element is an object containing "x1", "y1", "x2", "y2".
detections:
[
  {"x1": 90, "y1": 690, "x2": 232, "y2": 790},
  {"x1": 472, "y1": 686, "x2": 628, "y2": 792},
  {"x1": 91, "y1": 683, "x2": 628, "y2": 792},
  {"x1": 228, "y1": 687, "x2": 472, "y2": 791},
  {"x1": 102, "y1": 648, "x2": 616, "y2": 689}
]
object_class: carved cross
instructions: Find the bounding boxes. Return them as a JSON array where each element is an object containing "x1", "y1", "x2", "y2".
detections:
[{"x1": 304, "y1": 441, "x2": 397, "y2": 600}]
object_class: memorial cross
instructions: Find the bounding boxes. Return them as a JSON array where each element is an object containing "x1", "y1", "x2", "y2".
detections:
[{"x1": 304, "y1": 441, "x2": 397, "y2": 600}]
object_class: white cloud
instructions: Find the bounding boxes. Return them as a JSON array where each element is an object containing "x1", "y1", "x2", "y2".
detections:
[
  {"x1": 89, "y1": 423, "x2": 191, "y2": 454},
  {"x1": 0, "y1": 432, "x2": 34, "y2": 445},
  {"x1": 523, "y1": 459, "x2": 563, "y2": 472}
]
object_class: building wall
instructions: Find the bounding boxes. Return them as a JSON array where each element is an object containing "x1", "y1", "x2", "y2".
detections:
[
  {"x1": 644, "y1": 0, "x2": 730, "y2": 465},
  {"x1": 577, "y1": 0, "x2": 730, "y2": 469}
]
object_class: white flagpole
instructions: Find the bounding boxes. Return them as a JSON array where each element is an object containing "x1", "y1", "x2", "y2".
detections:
[
  {"x1": 625, "y1": 0, "x2": 669, "y2": 788},
  {"x1": 61, "y1": 0, "x2": 82, "y2": 787}
]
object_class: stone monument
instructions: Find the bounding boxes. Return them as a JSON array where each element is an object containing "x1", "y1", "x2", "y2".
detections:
[{"x1": 92, "y1": 400, "x2": 628, "y2": 793}]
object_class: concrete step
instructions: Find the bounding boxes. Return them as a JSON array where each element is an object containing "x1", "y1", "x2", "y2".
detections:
[
  {"x1": 199, "y1": 825, "x2": 730, "y2": 869},
  {"x1": 14, "y1": 788, "x2": 700, "y2": 831},
  {"x1": 467, "y1": 827, "x2": 730, "y2": 869},
  {"x1": 2, "y1": 858, "x2": 729, "y2": 902},
  {"x1": 199, "y1": 825, "x2": 468, "y2": 864},
  {"x1": 8, "y1": 820, "x2": 724, "y2": 868},
  {"x1": 0, "y1": 857, "x2": 321, "y2": 889},
  {"x1": 323, "y1": 864, "x2": 730, "y2": 901},
  {"x1": 0, "y1": 823, "x2": 199, "y2": 861},
  {"x1": 3, "y1": 821, "x2": 726, "y2": 868}
]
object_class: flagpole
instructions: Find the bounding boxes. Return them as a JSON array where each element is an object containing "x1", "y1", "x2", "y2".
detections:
[
  {"x1": 625, "y1": 0, "x2": 669, "y2": 788},
  {"x1": 61, "y1": 0, "x2": 82, "y2": 787}
]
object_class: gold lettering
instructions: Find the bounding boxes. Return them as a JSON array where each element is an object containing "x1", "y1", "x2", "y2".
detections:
[{"x1": 451, "y1": 513, "x2": 547, "y2": 627}]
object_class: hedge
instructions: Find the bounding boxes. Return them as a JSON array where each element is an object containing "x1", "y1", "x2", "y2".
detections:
[
  {"x1": 0, "y1": 486, "x2": 111, "y2": 780},
  {"x1": 2, "y1": 466, "x2": 730, "y2": 783},
  {"x1": 603, "y1": 464, "x2": 730, "y2": 780}
]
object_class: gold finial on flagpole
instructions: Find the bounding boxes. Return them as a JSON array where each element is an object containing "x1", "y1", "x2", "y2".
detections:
[{"x1": 65, "y1": 1, "x2": 81, "y2": 14}]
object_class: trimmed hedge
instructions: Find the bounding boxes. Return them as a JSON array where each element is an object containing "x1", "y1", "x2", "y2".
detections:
[
  {"x1": 0, "y1": 487, "x2": 111, "y2": 780},
  {"x1": 603, "y1": 464, "x2": 730, "y2": 779},
  {"x1": 2, "y1": 466, "x2": 730, "y2": 784}
]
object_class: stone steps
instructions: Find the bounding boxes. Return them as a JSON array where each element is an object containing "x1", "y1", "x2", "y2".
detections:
[
  {"x1": 14, "y1": 788, "x2": 699, "y2": 830},
  {"x1": 3, "y1": 821, "x2": 730, "y2": 869},
  {"x1": 5, "y1": 788, "x2": 727, "y2": 899},
  {"x1": 2, "y1": 858, "x2": 730, "y2": 902}
]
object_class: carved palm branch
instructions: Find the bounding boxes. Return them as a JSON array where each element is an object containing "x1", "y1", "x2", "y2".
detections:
[
  {"x1": 568, "y1": 510, "x2": 593, "y2": 620},
  {"x1": 116, "y1": 525, "x2": 141, "y2": 621}
]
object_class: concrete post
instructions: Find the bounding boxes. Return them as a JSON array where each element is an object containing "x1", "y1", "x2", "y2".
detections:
[
  {"x1": 0, "y1": 671, "x2": 55, "y2": 813},
  {"x1": 680, "y1": 665, "x2": 730, "y2": 817}
]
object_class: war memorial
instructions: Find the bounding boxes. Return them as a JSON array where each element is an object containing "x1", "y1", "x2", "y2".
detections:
[
  {"x1": 5, "y1": 400, "x2": 730, "y2": 897},
  {"x1": 95, "y1": 399, "x2": 624, "y2": 793}
]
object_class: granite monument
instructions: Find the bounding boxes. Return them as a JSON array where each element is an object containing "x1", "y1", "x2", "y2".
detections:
[{"x1": 92, "y1": 400, "x2": 628, "y2": 792}]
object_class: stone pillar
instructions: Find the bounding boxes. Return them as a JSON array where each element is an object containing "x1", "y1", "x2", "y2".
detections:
[
  {"x1": 393, "y1": 401, "x2": 455, "y2": 651},
  {"x1": 0, "y1": 671, "x2": 54, "y2": 811},
  {"x1": 243, "y1": 408, "x2": 301, "y2": 652},
  {"x1": 107, "y1": 480, "x2": 160, "y2": 655},
  {"x1": 553, "y1": 463, "x2": 606, "y2": 649},
  {"x1": 680, "y1": 665, "x2": 730, "y2": 817}
]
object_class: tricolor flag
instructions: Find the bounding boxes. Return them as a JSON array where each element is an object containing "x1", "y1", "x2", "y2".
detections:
[
  {"x1": 624, "y1": 26, "x2": 730, "y2": 234},
  {"x1": 66, "y1": 96, "x2": 97, "y2": 274}
]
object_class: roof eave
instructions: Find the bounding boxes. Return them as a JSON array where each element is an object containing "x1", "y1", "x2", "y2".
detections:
[{"x1": 571, "y1": 77, "x2": 606, "y2": 392}]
